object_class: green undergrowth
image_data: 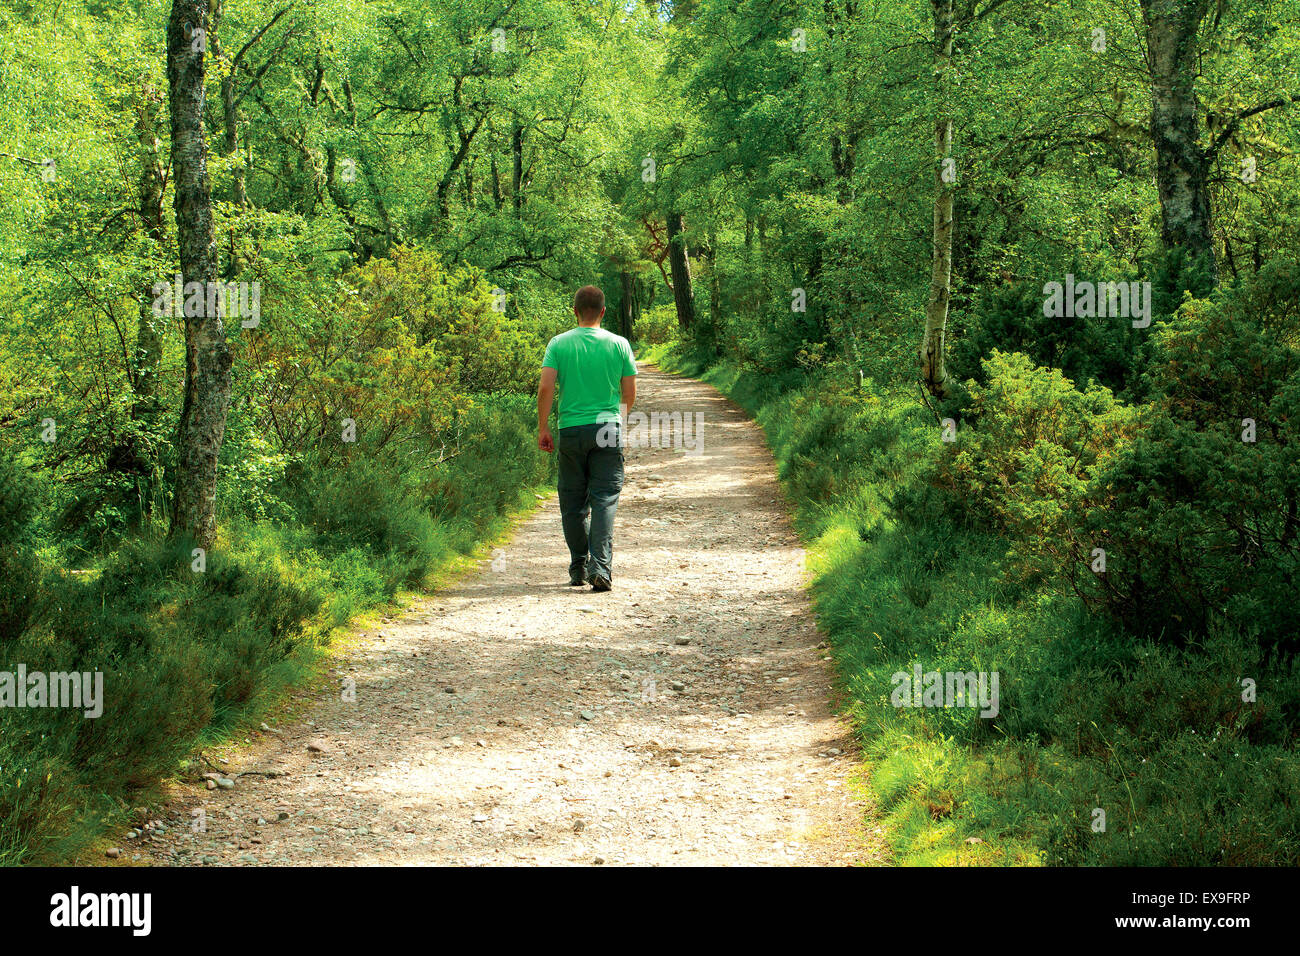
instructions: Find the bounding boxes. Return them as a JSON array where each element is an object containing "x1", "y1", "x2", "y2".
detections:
[
  {"x1": 651, "y1": 329, "x2": 1300, "y2": 867},
  {"x1": 0, "y1": 396, "x2": 555, "y2": 865}
]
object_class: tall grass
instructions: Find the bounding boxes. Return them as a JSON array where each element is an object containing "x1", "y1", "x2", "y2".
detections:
[
  {"x1": 0, "y1": 396, "x2": 555, "y2": 865},
  {"x1": 651, "y1": 344, "x2": 1300, "y2": 866}
]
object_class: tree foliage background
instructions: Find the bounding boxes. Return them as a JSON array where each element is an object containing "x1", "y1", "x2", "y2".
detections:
[{"x1": 1, "y1": 0, "x2": 1298, "y2": 864}]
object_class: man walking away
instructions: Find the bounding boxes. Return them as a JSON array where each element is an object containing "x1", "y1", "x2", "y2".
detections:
[{"x1": 537, "y1": 285, "x2": 637, "y2": 592}]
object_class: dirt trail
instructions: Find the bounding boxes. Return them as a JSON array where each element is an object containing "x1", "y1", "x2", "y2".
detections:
[{"x1": 136, "y1": 364, "x2": 884, "y2": 866}]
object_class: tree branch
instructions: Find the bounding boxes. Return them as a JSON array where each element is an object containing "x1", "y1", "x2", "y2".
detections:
[{"x1": 1208, "y1": 95, "x2": 1298, "y2": 158}]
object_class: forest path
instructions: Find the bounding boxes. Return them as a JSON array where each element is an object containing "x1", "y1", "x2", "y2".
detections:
[{"x1": 137, "y1": 364, "x2": 884, "y2": 866}]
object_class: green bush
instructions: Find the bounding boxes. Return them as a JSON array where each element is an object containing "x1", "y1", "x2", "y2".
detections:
[
  {"x1": 296, "y1": 458, "x2": 445, "y2": 589},
  {"x1": 0, "y1": 455, "x2": 40, "y2": 641},
  {"x1": 0, "y1": 387, "x2": 554, "y2": 864},
  {"x1": 423, "y1": 396, "x2": 554, "y2": 538},
  {"x1": 634, "y1": 303, "x2": 680, "y2": 347},
  {"x1": 950, "y1": 278, "x2": 1143, "y2": 396},
  {"x1": 1086, "y1": 262, "x2": 1300, "y2": 646},
  {"x1": 931, "y1": 351, "x2": 1135, "y2": 594},
  {"x1": 692, "y1": 353, "x2": 1300, "y2": 866}
]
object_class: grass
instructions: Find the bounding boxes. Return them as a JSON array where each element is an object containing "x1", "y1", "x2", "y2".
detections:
[
  {"x1": 0, "y1": 397, "x2": 557, "y2": 866},
  {"x1": 652, "y1": 342, "x2": 1300, "y2": 866},
  {"x1": 78, "y1": 479, "x2": 555, "y2": 866}
]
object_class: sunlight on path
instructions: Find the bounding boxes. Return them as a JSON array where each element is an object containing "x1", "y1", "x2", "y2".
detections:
[{"x1": 141, "y1": 365, "x2": 884, "y2": 866}]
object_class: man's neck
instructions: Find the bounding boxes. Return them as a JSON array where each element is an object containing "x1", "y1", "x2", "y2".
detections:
[{"x1": 578, "y1": 320, "x2": 601, "y2": 329}]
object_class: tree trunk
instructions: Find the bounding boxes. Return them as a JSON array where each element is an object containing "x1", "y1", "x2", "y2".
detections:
[
  {"x1": 512, "y1": 121, "x2": 524, "y2": 216},
  {"x1": 344, "y1": 78, "x2": 396, "y2": 256},
  {"x1": 619, "y1": 270, "x2": 635, "y2": 340},
  {"x1": 167, "y1": 0, "x2": 234, "y2": 549},
  {"x1": 631, "y1": 274, "x2": 643, "y2": 333},
  {"x1": 220, "y1": 70, "x2": 247, "y2": 208},
  {"x1": 209, "y1": 0, "x2": 247, "y2": 277},
  {"x1": 219, "y1": 3, "x2": 295, "y2": 219},
  {"x1": 666, "y1": 211, "x2": 696, "y2": 332},
  {"x1": 709, "y1": 245, "x2": 721, "y2": 343},
  {"x1": 436, "y1": 108, "x2": 483, "y2": 219},
  {"x1": 825, "y1": 0, "x2": 858, "y2": 205},
  {"x1": 830, "y1": 135, "x2": 856, "y2": 205},
  {"x1": 135, "y1": 78, "x2": 167, "y2": 417},
  {"x1": 489, "y1": 121, "x2": 504, "y2": 211},
  {"x1": 920, "y1": 0, "x2": 955, "y2": 398},
  {"x1": 1139, "y1": 0, "x2": 1216, "y2": 279}
]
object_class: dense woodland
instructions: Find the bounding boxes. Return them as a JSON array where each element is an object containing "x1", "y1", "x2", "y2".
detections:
[{"x1": 1, "y1": 0, "x2": 1299, "y2": 864}]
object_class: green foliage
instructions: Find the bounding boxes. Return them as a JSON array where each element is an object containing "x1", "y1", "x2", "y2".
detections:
[
  {"x1": 692, "y1": 353, "x2": 1300, "y2": 866},
  {"x1": 297, "y1": 460, "x2": 446, "y2": 590},
  {"x1": 0, "y1": 456, "x2": 35, "y2": 546},
  {"x1": 949, "y1": 280, "x2": 1144, "y2": 396},
  {"x1": 1085, "y1": 263, "x2": 1300, "y2": 646},
  {"x1": 3, "y1": 0, "x2": 1300, "y2": 869},
  {"x1": 634, "y1": 304, "x2": 680, "y2": 348},
  {"x1": 0, "y1": 394, "x2": 551, "y2": 864},
  {"x1": 421, "y1": 395, "x2": 555, "y2": 541},
  {"x1": 931, "y1": 351, "x2": 1135, "y2": 591},
  {"x1": 0, "y1": 456, "x2": 41, "y2": 641}
]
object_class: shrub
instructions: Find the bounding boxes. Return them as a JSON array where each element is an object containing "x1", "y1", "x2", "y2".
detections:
[
  {"x1": 693, "y1": 353, "x2": 1300, "y2": 866},
  {"x1": 950, "y1": 279, "x2": 1143, "y2": 395},
  {"x1": 0, "y1": 455, "x2": 40, "y2": 642},
  {"x1": 635, "y1": 303, "x2": 680, "y2": 347},
  {"x1": 931, "y1": 350, "x2": 1136, "y2": 592},
  {"x1": 296, "y1": 459, "x2": 444, "y2": 588},
  {"x1": 1086, "y1": 262, "x2": 1300, "y2": 647}
]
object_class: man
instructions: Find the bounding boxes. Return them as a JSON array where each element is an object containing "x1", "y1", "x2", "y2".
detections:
[{"x1": 537, "y1": 285, "x2": 637, "y2": 592}]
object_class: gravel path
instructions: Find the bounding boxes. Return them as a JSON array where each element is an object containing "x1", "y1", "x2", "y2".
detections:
[{"x1": 133, "y1": 364, "x2": 885, "y2": 866}]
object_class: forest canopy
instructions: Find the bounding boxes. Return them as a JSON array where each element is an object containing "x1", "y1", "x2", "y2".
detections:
[{"x1": 1, "y1": 0, "x2": 1299, "y2": 865}]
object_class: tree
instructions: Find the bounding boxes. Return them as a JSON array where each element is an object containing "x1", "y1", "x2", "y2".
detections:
[
  {"x1": 666, "y1": 211, "x2": 696, "y2": 332},
  {"x1": 920, "y1": 0, "x2": 1020, "y2": 397},
  {"x1": 167, "y1": 0, "x2": 233, "y2": 549},
  {"x1": 920, "y1": 0, "x2": 956, "y2": 397},
  {"x1": 1139, "y1": 0, "x2": 1216, "y2": 280},
  {"x1": 103, "y1": 76, "x2": 169, "y2": 519}
]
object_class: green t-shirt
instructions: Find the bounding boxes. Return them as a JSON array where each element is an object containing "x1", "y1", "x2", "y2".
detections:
[{"x1": 542, "y1": 325, "x2": 638, "y2": 429}]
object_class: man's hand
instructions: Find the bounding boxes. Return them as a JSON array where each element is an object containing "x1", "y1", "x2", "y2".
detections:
[{"x1": 538, "y1": 367, "x2": 558, "y2": 453}]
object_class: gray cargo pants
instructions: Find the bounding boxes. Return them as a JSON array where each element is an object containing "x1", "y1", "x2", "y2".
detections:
[{"x1": 557, "y1": 422, "x2": 624, "y2": 582}]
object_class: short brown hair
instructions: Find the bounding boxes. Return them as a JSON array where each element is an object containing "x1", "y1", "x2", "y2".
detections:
[{"x1": 574, "y1": 285, "x2": 605, "y2": 318}]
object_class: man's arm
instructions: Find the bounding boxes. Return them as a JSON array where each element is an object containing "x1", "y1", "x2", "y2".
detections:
[
  {"x1": 620, "y1": 374, "x2": 636, "y2": 415},
  {"x1": 538, "y1": 366, "x2": 558, "y2": 452},
  {"x1": 620, "y1": 342, "x2": 637, "y2": 416}
]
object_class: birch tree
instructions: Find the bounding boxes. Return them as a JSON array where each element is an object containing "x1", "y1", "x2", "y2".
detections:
[
  {"x1": 1139, "y1": 0, "x2": 1216, "y2": 279},
  {"x1": 920, "y1": 0, "x2": 956, "y2": 397},
  {"x1": 167, "y1": 0, "x2": 233, "y2": 548}
]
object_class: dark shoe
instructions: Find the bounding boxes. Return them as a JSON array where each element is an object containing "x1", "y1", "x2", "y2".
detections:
[
  {"x1": 568, "y1": 574, "x2": 585, "y2": 587},
  {"x1": 588, "y1": 574, "x2": 612, "y2": 592}
]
